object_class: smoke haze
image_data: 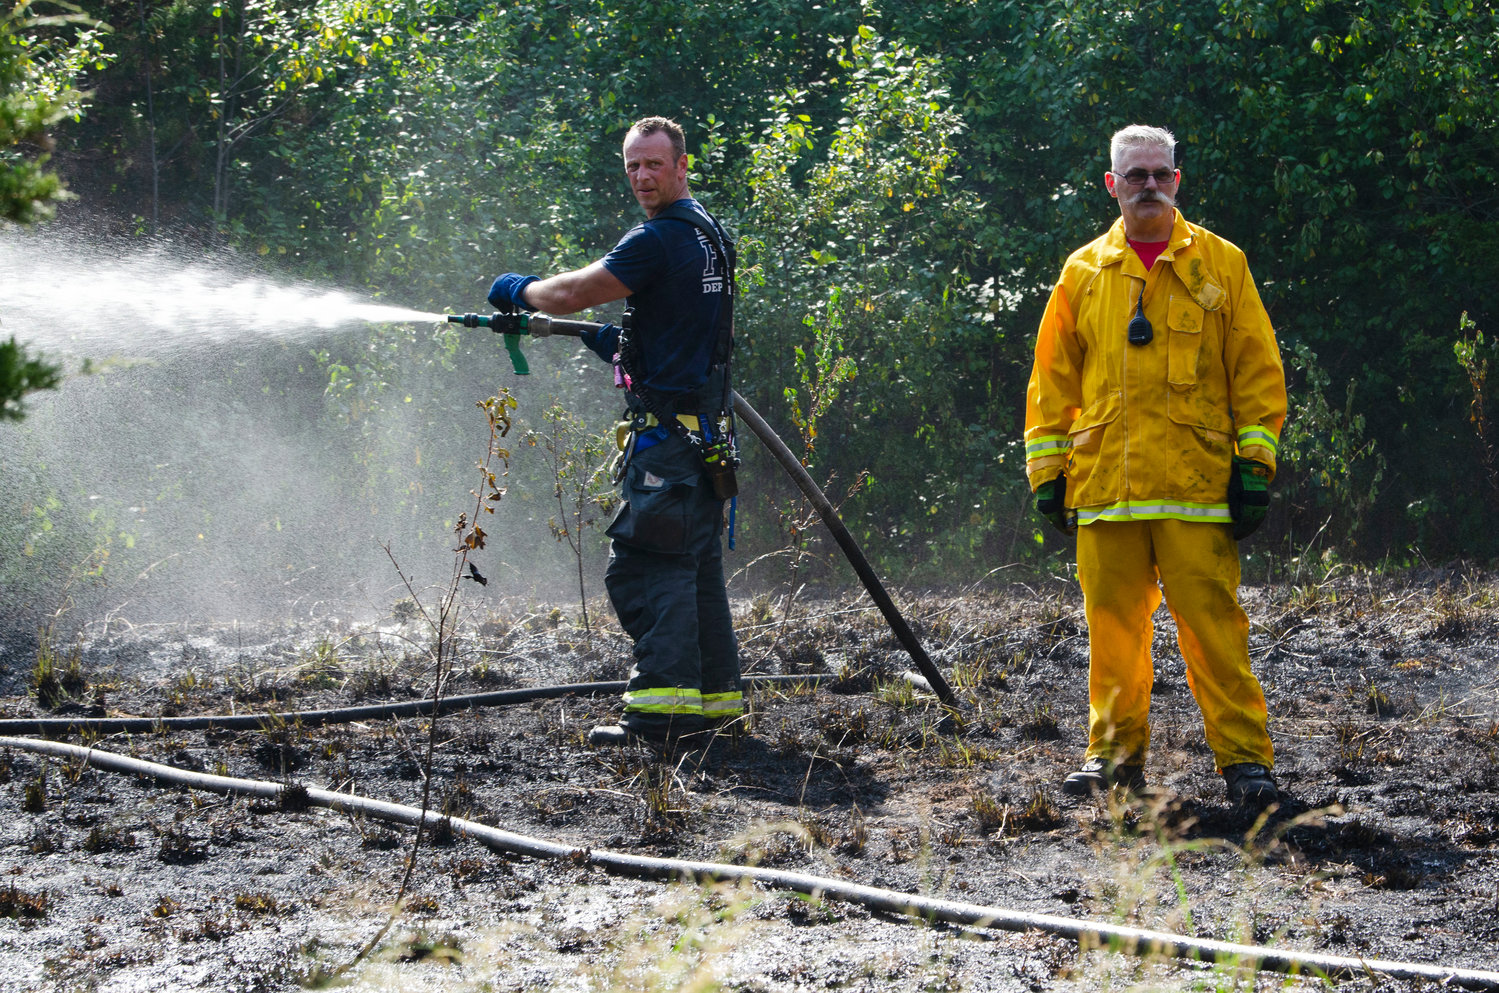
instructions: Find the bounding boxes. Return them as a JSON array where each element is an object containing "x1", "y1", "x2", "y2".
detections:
[{"x1": 0, "y1": 226, "x2": 618, "y2": 633}]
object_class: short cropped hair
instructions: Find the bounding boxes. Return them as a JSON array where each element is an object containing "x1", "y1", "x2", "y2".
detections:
[
  {"x1": 1110, "y1": 124, "x2": 1176, "y2": 170},
  {"x1": 627, "y1": 116, "x2": 686, "y2": 161}
]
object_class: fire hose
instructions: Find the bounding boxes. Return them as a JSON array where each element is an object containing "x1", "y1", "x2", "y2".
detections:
[
  {"x1": 448, "y1": 310, "x2": 958, "y2": 707},
  {"x1": 4, "y1": 735, "x2": 1496, "y2": 991},
  {"x1": 0, "y1": 675, "x2": 831, "y2": 737}
]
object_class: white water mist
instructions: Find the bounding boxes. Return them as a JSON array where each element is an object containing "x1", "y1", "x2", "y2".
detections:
[
  {"x1": 0, "y1": 229, "x2": 443, "y2": 357},
  {"x1": 0, "y1": 226, "x2": 598, "y2": 631}
]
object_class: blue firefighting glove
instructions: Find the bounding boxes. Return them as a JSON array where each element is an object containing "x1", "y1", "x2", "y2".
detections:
[
  {"x1": 580, "y1": 323, "x2": 621, "y2": 363},
  {"x1": 1034, "y1": 476, "x2": 1076, "y2": 536},
  {"x1": 487, "y1": 273, "x2": 539, "y2": 311},
  {"x1": 1227, "y1": 456, "x2": 1270, "y2": 540}
]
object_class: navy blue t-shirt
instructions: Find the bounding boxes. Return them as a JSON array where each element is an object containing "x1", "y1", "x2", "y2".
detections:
[{"x1": 599, "y1": 197, "x2": 728, "y2": 396}]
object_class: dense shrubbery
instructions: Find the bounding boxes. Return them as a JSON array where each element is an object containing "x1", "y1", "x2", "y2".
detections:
[{"x1": 7, "y1": 0, "x2": 1499, "y2": 607}]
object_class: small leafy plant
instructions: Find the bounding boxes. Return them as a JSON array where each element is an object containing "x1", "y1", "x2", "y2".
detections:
[
  {"x1": 742, "y1": 290, "x2": 863, "y2": 654},
  {"x1": 524, "y1": 400, "x2": 616, "y2": 638}
]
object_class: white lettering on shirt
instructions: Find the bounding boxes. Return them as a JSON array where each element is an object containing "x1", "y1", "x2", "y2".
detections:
[{"x1": 696, "y1": 229, "x2": 724, "y2": 294}]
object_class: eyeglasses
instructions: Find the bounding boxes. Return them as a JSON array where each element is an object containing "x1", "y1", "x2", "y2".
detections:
[{"x1": 1114, "y1": 168, "x2": 1177, "y2": 187}]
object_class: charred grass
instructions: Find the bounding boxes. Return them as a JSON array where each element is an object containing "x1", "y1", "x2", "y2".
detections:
[{"x1": 1, "y1": 569, "x2": 1497, "y2": 990}]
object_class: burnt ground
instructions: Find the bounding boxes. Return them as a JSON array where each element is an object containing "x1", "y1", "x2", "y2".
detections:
[{"x1": 0, "y1": 567, "x2": 1497, "y2": 992}]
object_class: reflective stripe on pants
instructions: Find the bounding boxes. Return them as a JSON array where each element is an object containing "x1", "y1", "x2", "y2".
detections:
[
  {"x1": 607, "y1": 436, "x2": 741, "y2": 738},
  {"x1": 622, "y1": 686, "x2": 703, "y2": 715},
  {"x1": 702, "y1": 691, "x2": 744, "y2": 719}
]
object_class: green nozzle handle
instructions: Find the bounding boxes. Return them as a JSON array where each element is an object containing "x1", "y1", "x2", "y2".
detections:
[
  {"x1": 503, "y1": 334, "x2": 530, "y2": 375},
  {"x1": 447, "y1": 313, "x2": 528, "y2": 373},
  {"x1": 446, "y1": 308, "x2": 600, "y2": 376}
]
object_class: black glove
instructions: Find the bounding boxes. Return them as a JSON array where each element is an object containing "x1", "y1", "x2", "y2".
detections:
[
  {"x1": 1034, "y1": 476, "x2": 1076, "y2": 536},
  {"x1": 487, "y1": 273, "x2": 539, "y2": 311},
  {"x1": 1227, "y1": 456, "x2": 1270, "y2": 540}
]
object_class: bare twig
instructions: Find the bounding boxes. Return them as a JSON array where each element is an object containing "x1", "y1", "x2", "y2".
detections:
[{"x1": 319, "y1": 391, "x2": 516, "y2": 979}]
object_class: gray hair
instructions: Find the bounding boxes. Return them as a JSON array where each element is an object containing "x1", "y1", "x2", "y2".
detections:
[{"x1": 1110, "y1": 124, "x2": 1176, "y2": 170}]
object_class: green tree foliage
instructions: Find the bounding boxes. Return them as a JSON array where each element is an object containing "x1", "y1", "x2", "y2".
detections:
[
  {"x1": 37, "y1": 0, "x2": 1499, "y2": 573},
  {"x1": 730, "y1": 27, "x2": 1011, "y2": 574},
  {"x1": 0, "y1": 337, "x2": 61, "y2": 421},
  {"x1": 1, "y1": 2, "x2": 94, "y2": 223},
  {"x1": 954, "y1": 0, "x2": 1499, "y2": 558},
  {"x1": 62, "y1": 0, "x2": 401, "y2": 234},
  {"x1": 1, "y1": 2, "x2": 109, "y2": 420}
]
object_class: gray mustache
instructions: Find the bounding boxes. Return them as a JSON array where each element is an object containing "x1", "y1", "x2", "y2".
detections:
[{"x1": 1129, "y1": 189, "x2": 1177, "y2": 207}]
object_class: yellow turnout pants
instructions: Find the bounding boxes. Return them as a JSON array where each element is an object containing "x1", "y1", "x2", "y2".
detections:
[{"x1": 1076, "y1": 519, "x2": 1273, "y2": 770}]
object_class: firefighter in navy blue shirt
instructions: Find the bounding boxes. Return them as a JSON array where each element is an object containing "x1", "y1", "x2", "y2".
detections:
[{"x1": 486, "y1": 116, "x2": 742, "y2": 749}]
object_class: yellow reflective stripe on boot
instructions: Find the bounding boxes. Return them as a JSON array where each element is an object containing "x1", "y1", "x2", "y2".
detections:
[
  {"x1": 623, "y1": 686, "x2": 704, "y2": 715},
  {"x1": 702, "y1": 691, "x2": 744, "y2": 717}
]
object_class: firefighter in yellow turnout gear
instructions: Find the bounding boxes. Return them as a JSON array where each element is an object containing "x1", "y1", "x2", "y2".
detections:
[{"x1": 1024, "y1": 125, "x2": 1287, "y2": 807}]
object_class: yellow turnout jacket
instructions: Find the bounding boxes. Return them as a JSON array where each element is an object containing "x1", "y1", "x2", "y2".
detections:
[{"x1": 1024, "y1": 211, "x2": 1286, "y2": 525}]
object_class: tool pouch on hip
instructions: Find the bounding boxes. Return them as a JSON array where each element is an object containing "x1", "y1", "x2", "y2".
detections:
[
  {"x1": 702, "y1": 436, "x2": 738, "y2": 500},
  {"x1": 606, "y1": 460, "x2": 700, "y2": 554}
]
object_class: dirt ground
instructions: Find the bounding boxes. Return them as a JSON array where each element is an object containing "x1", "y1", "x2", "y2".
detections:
[{"x1": 1, "y1": 566, "x2": 1497, "y2": 992}]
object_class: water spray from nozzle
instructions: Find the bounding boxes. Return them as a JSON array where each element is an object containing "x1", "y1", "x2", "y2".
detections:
[{"x1": 0, "y1": 231, "x2": 450, "y2": 358}]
